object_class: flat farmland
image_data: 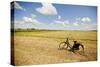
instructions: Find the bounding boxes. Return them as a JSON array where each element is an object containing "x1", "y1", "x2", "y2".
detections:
[{"x1": 12, "y1": 30, "x2": 97, "y2": 65}]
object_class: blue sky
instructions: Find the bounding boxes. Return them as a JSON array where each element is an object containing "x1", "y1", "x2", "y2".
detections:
[{"x1": 11, "y1": 1, "x2": 97, "y2": 30}]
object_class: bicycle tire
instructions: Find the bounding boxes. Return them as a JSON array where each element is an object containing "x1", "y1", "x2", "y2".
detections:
[{"x1": 59, "y1": 42, "x2": 68, "y2": 49}]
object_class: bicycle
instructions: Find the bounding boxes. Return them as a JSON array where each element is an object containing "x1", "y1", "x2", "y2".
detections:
[
  {"x1": 58, "y1": 38, "x2": 84, "y2": 53},
  {"x1": 58, "y1": 38, "x2": 72, "y2": 50}
]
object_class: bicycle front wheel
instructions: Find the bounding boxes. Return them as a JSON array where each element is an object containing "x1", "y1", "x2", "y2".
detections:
[{"x1": 58, "y1": 42, "x2": 67, "y2": 49}]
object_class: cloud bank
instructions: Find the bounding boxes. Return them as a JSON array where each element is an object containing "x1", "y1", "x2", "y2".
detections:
[{"x1": 36, "y1": 3, "x2": 57, "y2": 15}]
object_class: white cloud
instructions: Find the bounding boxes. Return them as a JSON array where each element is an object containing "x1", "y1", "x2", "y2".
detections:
[
  {"x1": 14, "y1": 16, "x2": 41, "y2": 29},
  {"x1": 23, "y1": 17, "x2": 40, "y2": 24},
  {"x1": 23, "y1": 17, "x2": 33, "y2": 22},
  {"x1": 76, "y1": 17, "x2": 91, "y2": 22},
  {"x1": 36, "y1": 3, "x2": 57, "y2": 15},
  {"x1": 14, "y1": 20, "x2": 24, "y2": 29},
  {"x1": 58, "y1": 15, "x2": 61, "y2": 20},
  {"x1": 14, "y1": 20, "x2": 24, "y2": 25},
  {"x1": 14, "y1": 2, "x2": 25, "y2": 11},
  {"x1": 73, "y1": 21, "x2": 79, "y2": 26},
  {"x1": 86, "y1": 24, "x2": 97, "y2": 30},
  {"x1": 77, "y1": 23, "x2": 97, "y2": 30},
  {"x1": 81, "y1": 17, "x2": 91, "y2": 22},
  {"x1": 74, "y1": 17, "x2": 94, "y2": 30},
  {"x1": 72, "y1": 21, "x2": 97, "y2": 30},
  {"x1": 51, "y1": 20, "x2": 69, "y2": 26},
  {"x1": 14, "y1": 16, "x2": 96, "y2": 30}
]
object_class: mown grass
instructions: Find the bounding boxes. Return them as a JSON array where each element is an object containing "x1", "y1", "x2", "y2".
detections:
[{"x1": 12, "y1": 30, "x2": 97, "y2": 65}]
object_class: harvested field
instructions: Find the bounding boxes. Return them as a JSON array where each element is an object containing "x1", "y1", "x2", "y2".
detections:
[{"x1": 11, "y1": 30, "x2": 97, "y2": 65}]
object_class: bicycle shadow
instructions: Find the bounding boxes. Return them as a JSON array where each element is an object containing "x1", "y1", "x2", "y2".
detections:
[
  {"x1": 70, "y1": 50, "x2": 88, "y2": 58},
  {"x1": 58, "y1": 47, "x2": 88, "y2": 58}
]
